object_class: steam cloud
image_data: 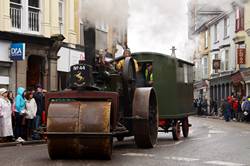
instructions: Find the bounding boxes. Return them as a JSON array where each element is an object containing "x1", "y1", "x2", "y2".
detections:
[
  {"x1": 128, "y1": 0, "x2": 192, "y2": 61},
  {"x1": 79, "y1": 0, "x2": 128, "y2": 29},
  {"x1": 78, "y1": 0, "x2": 248, "y2": 62}
]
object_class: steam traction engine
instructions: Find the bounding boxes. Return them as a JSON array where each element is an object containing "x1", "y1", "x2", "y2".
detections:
[{"x1": 45, "y1": 49, "x2": 158, "y2": 159}]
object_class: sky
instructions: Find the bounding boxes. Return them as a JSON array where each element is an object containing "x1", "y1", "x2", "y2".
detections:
[
  {"x1": 79, "y1": 0, "x2": 247, "y2": 62},
  {"x1": 128, "y1": 0, "x2": 192, "y2": 61}
]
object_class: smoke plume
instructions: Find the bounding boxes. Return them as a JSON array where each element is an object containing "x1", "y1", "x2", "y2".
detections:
[{"x1": 79, "y1": 0, "x2": 128, "y2": 29}]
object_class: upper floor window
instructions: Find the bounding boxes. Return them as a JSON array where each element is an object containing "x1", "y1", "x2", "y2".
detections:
[
  {"x1": 59, "y1": 0, "x2": 65, "y2": 34},
  {"x1": 214, "y1": 24, "x2": 218, "y2": 43},
  {"x1": 96, "y1": 21, "x2": 108, "y2": 32},
  {"x1": 224, "y1": 17, "x2": 230, "y2": 38},
  {"x1": 80, "y1": 23, "x2": 84, "y2": 45},
  {"x1": 204, "y1": 30, "x2": 208, "y2": 48},
  {"x1": 28, "y1": 0, "x2": 40, "y2": 32},
  {"x1": 213, "y1": 53, "x2": 219, "y2": 73},
  {"x1": 10, "y1": 0, "x2": 40, "y2": 32},
  {"x1": 236, "y1": 6, "x2": 244, "y2": 32},
  {"x1": 202, "y1": 56, "x2": 208, "y2": 78},
  {"x1": 10, "y1": 0, "x2": 22, "y2": 29},
  {"x1": 225, "y1": 50, "x2": 229, "y2": 71}
]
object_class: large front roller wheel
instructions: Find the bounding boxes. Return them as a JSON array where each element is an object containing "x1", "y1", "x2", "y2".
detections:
[
  {"x1": 47, "y1": 101, "x2": 112, "y2": 159},
  {"x1": 133, "y1": 88, "x2": 158, "y2": 148}
]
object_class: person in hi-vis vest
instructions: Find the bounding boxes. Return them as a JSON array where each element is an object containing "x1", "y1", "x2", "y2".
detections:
[
  {"x1": 145, "y1": 63, "x2": 153, "y2": 86},
  {"x1": 116, "y1": 49, "x2": 139, "y2": 72}
]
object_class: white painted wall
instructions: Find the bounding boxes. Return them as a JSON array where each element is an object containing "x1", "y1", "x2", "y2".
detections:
[
  {"x1": 57, "y1": 47, "x2": 85, "y2": 72},
  {"x1": 209, "y1": 11, "x2": 236, "y2": 74},
  {"x1": 0, "y1": 40, "x2": 11, "y2": 62}
]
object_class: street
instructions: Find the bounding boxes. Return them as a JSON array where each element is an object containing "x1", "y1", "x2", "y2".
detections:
[{"x1": 0, "y1": 116, "x2": 249, "y2": 166}]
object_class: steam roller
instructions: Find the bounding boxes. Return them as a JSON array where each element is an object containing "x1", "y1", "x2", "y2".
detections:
[
  {"x1": 47, "y1": 101, "x2": 112, "y2": 159},
  {"x1": 45, "y1": 53, "x2": 158, "y2": 159}
]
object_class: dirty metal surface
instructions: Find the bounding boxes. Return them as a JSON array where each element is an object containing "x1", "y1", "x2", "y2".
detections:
[{"x1": 47, "y1": 101, "x2": 112, "y2": 159}]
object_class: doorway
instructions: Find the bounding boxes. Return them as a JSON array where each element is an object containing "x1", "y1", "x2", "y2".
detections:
[{"x1": 26, "y1": 55, "x2": 45, "y2": 90}]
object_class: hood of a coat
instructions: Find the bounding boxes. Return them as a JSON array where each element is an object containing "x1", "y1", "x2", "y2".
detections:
[{"x1": 17, "y1": 87, "x2": 25, "y2": 96}]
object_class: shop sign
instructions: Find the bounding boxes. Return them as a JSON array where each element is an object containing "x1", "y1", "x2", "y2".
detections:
[
  {"x1": 10, "y1": 43, "x2": 25, "y2": 61},
  {"x1": 231, "y1": 71, "x2": 243, "y2": 84},
  {"x1": 237, "y1": 48, "x2": 246, "y2": 64},
  {"x1": 212, "y1": 59, "x2": 220, "y2": 70}
]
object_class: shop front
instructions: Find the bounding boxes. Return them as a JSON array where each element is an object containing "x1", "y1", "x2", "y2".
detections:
[
  {"x1": 0, "y1": 31, "x2": 64, "y2": 93},
  {"x1": 238, "y1": 68, "x2": 250, "y2": 97},
  {"x1": 0, "y1": 40, "x2": 12, "y2": 89},
  {"x1": 209, "y1": 73, "x2": 232, "y2": 106},
  {"x1": 194, "y1": 80, "x2": 209, "y2": 100},
  {"x1": 57, "y1": 45, "x2": 85, "y2": 90},
  {"x1": 231, "y1": 70, "x2": 246, "y2": 98}
]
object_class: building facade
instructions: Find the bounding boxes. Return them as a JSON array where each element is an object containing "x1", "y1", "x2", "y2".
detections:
[
  {"x1": 0, "y1": 0, "x2": 128, "y2": 92},
  {"x1": 191, "y1": 0, "x2": 250, "y2": 109},
  {"x1": 0, "y1": 0, "x2": 78, "y2": 92}
]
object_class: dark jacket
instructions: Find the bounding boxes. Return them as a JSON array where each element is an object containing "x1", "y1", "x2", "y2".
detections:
[{"x1": 33, "y1": 91, "x2": 44, "y2": 116}]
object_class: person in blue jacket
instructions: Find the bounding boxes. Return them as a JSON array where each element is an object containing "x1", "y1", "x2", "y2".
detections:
[{"x1": 15, "y1": 87, "x2": 26, "y2": 141}]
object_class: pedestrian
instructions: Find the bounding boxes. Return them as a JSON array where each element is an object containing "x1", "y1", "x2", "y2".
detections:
[
  {"x1": 0, "y1": 88, "x2": 14, "y2": 142},
  {"x1": 242, "y1": 96, "x2": 250, "y2": 121},
  {"x1": 223, "y1": 97, "x2": 232, "y2": 122},
  {"x1": 145, "y1": 63, "x2": 153, "y2": 87},
  {"x1": 197, "y1": 98, "x2": 202, "y2": 115},
  {"x1": 7, "y1": 91, "x2": 15, "y2": 133},
  {"x1": 232, "y1": 97, "x2": 238, "y2": 121},
  {"x1": 33, "y1": 84, "x2": 44, "y2": 138},
  {"x1": 15, "y1": 87, "x2": 26, "y2": 142},
  {"x1": 25, "y1": 91, "x2": 37, "y2": 141},
  {"x1": 214, "y1": 101, "x2": 218, "y2": 116}
]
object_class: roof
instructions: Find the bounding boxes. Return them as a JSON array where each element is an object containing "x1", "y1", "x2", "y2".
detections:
[{"x1": 132, "y1": 52, "x2": 194, "y2": 66}]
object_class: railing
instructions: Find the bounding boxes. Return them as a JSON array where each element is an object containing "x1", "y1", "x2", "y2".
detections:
[
  {"x1": 10, "y1": 6, "x2": 21, "y2": 29},
  {"x1": 28, "y1": 9, "x2": 39, "y2": 32}
]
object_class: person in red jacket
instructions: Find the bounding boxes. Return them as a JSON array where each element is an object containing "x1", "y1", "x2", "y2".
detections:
[{"x1": 232, "y1": 97, "x2": 238, "y2": 120}]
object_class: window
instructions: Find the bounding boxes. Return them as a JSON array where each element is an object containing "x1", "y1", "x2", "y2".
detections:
[
  {"x1": 204, "y1": 30, "x2": 208, "y2": 48},
  {"x1": 236, "y1": 6, "x2": 244, "y2": 32},
  {"x1": 10, "y1": 0, "x2": 22, "y2": 29},
  {"x1": 224, "y1": 17, "x2": 230, "y2": 38},
  {"x1": 96, "y1": 21, "x2": 108, "y2": 32},
  {"x1": 28, "y1": 0, "x2": 40, "y2": 31},
  {"x1": 59, "y1": 0, "x2": 64, "y2": 34},
  {"x1": 10, "y1": 0, "x2": 40, "y2": 32},
  {"x1": 214, "y1": 24, "x2": 218, "y2": 42},
  {"x1": 184, "y1": 64, "x2": 188, "y2": 83},
  {"x1": 214, "y1": 53, "x2": 219, "y2": 73},
  {"x1": 225, "y1": 50, "x2": 229, "y2": 70},
  {"x1": 80, "y1": 23, "x2": 84, "y2": 45},
  {"x1": 202, "y1": 56, "x2": 208, "y2": 78}
]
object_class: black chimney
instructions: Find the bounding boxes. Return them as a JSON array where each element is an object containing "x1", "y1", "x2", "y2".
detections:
[{"x1": 84, "y1": 25, "x2": 96, "y2": 66}]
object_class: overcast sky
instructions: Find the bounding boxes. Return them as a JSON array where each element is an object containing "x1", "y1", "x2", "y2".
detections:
[{"x1": 128, "y1": 0, "x2": 192, "y2": 61}]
